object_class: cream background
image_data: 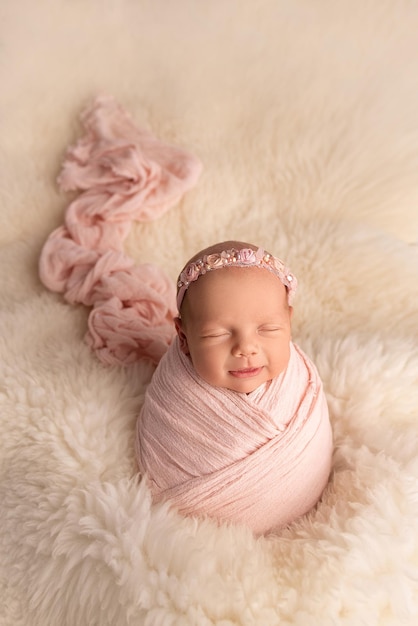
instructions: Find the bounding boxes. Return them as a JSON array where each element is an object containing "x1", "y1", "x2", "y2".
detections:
[{"x1": 1, "y1": 1, "x2": 418, "y2": 624}]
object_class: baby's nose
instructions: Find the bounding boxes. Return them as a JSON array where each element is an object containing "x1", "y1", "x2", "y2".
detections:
[{"x1": 232, "y1": 334, "x2": 258, "y2": 357}]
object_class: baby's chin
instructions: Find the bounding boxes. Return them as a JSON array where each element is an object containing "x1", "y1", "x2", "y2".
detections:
[{"x1": 226, "y1": 381, "x2": 268, "y2": 394}]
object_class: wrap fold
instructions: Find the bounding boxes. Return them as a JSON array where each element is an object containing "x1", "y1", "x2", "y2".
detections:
[{"x1": 136, "y1": 338, "x2": 333, "y2": 535}]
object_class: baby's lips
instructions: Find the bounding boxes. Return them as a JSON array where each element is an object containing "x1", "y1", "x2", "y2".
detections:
[{"x1": 229, "y1": 367, "x2": 263, "y2": 378}]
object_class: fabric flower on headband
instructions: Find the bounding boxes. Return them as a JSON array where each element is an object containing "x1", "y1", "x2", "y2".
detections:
[
  {"x1": 180, "y1": 263, "x2": 201, "y2": 284},
  {"x1": 239, "y1": 248, "x2": 257, "y2": 264}
]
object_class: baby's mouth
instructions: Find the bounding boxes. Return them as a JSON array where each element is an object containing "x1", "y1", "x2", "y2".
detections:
[{"x1": 229, "y1": 367, "x2": 263, "y2": 379}]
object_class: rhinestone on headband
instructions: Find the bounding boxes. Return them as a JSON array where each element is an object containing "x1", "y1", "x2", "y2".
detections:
[{"x1": 176, "y1": 247, "x2": 297, "y2": 310}]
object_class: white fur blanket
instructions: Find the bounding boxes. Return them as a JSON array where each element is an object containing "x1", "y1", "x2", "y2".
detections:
[{"x1": 1, "y1": 1, "x2": 418, "y2": 625}]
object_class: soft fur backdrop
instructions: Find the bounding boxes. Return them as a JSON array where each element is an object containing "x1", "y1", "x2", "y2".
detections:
[{"x1": 1, "y1": 1, "x2": 418, "y2": 624}]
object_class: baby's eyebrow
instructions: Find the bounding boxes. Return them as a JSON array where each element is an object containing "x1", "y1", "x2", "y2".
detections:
[{"x1": 256, "y1": 315, "x2": 286, "y2": 324}]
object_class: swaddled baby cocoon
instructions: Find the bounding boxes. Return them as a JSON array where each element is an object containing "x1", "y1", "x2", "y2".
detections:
[{"x1": 136, "y1": 337, "x2": 333, "y2": 535}]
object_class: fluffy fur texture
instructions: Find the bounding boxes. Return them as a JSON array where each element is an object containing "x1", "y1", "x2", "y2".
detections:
[{"x1": 1, "y1": 1, "x2": 418, "y2": 624}]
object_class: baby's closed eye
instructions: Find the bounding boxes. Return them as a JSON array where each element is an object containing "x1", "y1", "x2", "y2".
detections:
[
  {"x1": 258, "y1": 325, "x2": 282, "y2": 333},
  {"x1": 200, "y1": 329, "x2": 230, "y2": 339}
]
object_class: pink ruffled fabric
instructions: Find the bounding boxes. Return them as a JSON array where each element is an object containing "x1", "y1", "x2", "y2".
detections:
[{"x1": 39, "y1": 96, "x2": 202, "y2": 365}]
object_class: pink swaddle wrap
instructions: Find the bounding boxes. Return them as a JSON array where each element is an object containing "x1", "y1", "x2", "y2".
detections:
[{"x1": 136, "y1": 338, "x2": 333, "y2": 535}]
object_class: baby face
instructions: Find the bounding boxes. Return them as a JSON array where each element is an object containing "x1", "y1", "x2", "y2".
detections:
[{"x1": 175, "y1": 266, "x2": 293, "y2": 393}]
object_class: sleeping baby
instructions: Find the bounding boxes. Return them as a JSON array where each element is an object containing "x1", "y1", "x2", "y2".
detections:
[{"x1": 135, "y1": 240, "x2": 333, "y2": 535}]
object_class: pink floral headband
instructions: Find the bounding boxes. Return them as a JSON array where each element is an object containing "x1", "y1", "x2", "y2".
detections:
[{"x1": 177, "y1": 247, "x2": 297, "y2": 311}]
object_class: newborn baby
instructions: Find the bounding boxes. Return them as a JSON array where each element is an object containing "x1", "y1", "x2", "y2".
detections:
[{"x1": 135, "y1": 240, "x2": 333, "y2": 535}]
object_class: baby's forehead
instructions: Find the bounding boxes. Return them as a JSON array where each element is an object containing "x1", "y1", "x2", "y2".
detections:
[
  {"x1": 181, "y1": 268, "x2": 290, "y2": 327},
  {"x1": 187, "y1": 266, "x2": 288, "y2": 308}
]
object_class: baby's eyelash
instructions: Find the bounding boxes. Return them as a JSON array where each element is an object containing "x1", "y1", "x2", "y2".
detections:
[{"x1": 259, "y1": 326, "x2": 281, "y2": 332}]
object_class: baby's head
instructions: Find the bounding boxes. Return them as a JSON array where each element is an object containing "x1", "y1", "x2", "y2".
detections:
[{"x1": 174, "y1": 240, "x2": 297, "y2": 393}]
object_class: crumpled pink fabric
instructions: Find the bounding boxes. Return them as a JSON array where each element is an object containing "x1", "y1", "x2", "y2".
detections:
[
  {"x1": 39, "y1": 95, "x2": 202, "y2": 364},
  {"x1": 136, "y1": 338, "x2": 333, "y2": 535},
  {"x1": 86, "y1": 264, "x2": 178, "y2": 365}
]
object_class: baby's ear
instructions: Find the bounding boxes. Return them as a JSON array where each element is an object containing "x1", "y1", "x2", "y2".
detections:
[{"x1": 174, "y1": 317, "x2": 190, "y2": 355}]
